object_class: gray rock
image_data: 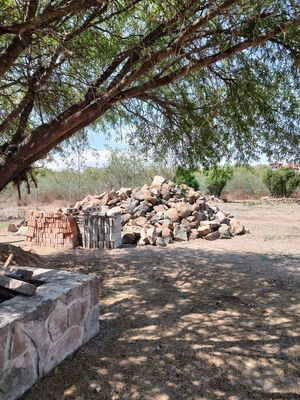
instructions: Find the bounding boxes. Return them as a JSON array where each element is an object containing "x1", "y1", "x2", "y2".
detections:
[
  {"x1": 173, "y1": 224, "x2": 188, "y2": 241},
  {"x1": 163, "y1": 236, "x2": 173, "y2": 245},
  {"x1": 0, "y1": 268, "x2": 99, "y2": 400},
  {"x1": 133, "y1": 203, "x2": 151, "y2": 217},
  {"x1": 155, "y1": 237, "x2": 167, "y2": 247},
  {"x1": 126, "y1": 198, "x2": 139, "y2": 214},
  {"x1": 204, "y1": 231, "x2": 221, "y2": 241},
  {"x1": 193, "y1": 211, "x2": 207, "y2": 222},
  {"x1": 218, "y1": 224, "x2": 232, "y2": 239},
  {"x1": 149, "y1": 212, "x2": 164, "y2": 224},
  {"x1": 181, "y1": 219, "x2": 192, "y2": 233}
]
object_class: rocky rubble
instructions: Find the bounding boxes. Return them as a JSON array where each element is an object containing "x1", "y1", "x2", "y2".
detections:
[{"x1": 73, "y1": 176, "x2": 246, "y2": 246}]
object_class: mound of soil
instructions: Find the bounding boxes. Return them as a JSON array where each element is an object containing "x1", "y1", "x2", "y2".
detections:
[{"x1": 0, "y1": 243, "x2": 41, "y2": 267}]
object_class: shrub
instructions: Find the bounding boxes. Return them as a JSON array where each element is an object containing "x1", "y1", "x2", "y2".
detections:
[
  {"x1": 223, "y1": 166, "x2": 268, "y2": 198},
  {"x1": 174, "y1": 167, "x2": 199, "y2": 190},
  {"x1": 204, "y1": 165, "x2": 233, "y2": 197},
  {"x1": 263, "y1": 168, "x2": 300, "y2": 197}
]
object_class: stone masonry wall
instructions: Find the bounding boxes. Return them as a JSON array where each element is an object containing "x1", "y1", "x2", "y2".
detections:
[{"x1": 0, "y1": 268, "x2": 99, "y2": 400}]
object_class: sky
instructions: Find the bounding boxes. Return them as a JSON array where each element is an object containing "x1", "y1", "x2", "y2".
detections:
[{"x1": 45, "y1": 130, "x2": 129, "y2": 170}]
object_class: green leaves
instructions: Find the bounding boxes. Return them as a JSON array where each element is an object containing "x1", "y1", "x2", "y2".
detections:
[
  {"x1": 174, "y1": 167, "x2": 199, "y2": 190},
  {"x1": 204, "y1": 165, "x2": 234, "y2": 197},
  {"x1": 263, "y1": 168, "x2": 300, "y2": 197},
  {"x1": 0, "y1": 0, "x2": 299, "y2": 192}
]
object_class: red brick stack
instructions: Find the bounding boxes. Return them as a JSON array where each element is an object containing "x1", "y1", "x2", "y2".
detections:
[{"x1": 26, "y1": 211, "x2": 79, "y2": 248}]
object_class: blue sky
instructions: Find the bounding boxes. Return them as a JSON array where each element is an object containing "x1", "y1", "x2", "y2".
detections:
[
  {"x1": 46, "y1": 129, "x2": 129, "y2": 170},
  {"x1": 88, "y1": 130, "x2": 128, "y2": 151}
]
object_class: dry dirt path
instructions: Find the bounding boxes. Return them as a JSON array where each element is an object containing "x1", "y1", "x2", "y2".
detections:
[{"x1": 18, "y1": 202, "x2": 300, "y2": 400}]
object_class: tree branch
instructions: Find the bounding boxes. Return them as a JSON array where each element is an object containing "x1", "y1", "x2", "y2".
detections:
[
  {"x1": 0, "y1": 0, "x2": 107, "y2": 35},
  {"x1": 114, "y1": 16, "x2": 300, "y2": 102}
]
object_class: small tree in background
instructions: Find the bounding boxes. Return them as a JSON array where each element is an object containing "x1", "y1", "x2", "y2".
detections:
[
  {"x1": 263, "y1": 168, "x2": 300, "y2": 197},
  {"x1": 204, "y1": 166, "x2": 234, "y2": 197},
  {"x1": 174, "y1": 167, "x2": 199, "y2": 190}
]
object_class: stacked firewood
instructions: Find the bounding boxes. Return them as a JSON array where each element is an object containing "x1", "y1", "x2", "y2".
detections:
[{"x1": 26, "y1": 211, "x2": 79, "y2": 248}]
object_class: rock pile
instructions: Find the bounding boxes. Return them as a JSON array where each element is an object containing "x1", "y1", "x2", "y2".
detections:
[{"x1": 73, "y1": 176, "x2": 246, "y2": 246}]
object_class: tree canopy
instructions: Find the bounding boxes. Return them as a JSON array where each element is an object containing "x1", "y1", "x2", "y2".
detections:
[{"x1": 0, "y1": 0, "x2": 299, "y2": 192}]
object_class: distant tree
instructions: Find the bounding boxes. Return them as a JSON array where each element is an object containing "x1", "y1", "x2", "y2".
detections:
[
  {"x1": 263, "y1": 168, "x2": 300, "y2": 197},
  {"x1": 174, "y1": 167, "x2": 199, "y2": 190},
  {"x1": 104, "y1": 148, "x2": 174, "y2": 189},
  {"x1": 103, "y1": 149, "x2": 141, "y2": 188},
  {"x1": 204, "y1": 165, "x2": 233, "y2": 197},
  {"x1": 0, "y1": 1, "x2": 299, "y2": 193},
  {"x1": 222, "y1": 166, "x2": 269, "y2": 198}
]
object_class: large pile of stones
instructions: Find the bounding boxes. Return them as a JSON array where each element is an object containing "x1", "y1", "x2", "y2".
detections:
[{"x1": 73, "y1": 176, "x2": 246, "y2": 246}]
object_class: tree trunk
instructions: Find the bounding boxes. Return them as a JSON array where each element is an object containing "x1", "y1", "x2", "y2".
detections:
[{"x1": 0, "y1": 101, "x2": 108, "y2": 191}]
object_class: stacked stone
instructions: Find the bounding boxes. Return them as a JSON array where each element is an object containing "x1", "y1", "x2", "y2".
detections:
[
  {"x1": 74, "y1": 176, "x2": 246, "y2": 247},
  {"x1": 81, "y1": 208, "x2": 122, "y2": 249},
  {"x1": 26, "y1": 211, "x2": 79, "y2": 248},
  {"x1": 0, "y1": 268, "x2": 99, "y2": 400}
]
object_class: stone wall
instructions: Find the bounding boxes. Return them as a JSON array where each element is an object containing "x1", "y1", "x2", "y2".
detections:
[{"x1": 0, "y1": 268, "x2": 99, "y2": 400}]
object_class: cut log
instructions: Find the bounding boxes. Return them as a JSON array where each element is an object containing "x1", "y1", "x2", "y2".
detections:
[{"x1": 0, "y1": 275, "x2": 36, "y2": 296}]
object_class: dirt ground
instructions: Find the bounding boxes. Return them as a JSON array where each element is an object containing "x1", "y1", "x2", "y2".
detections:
[{"x1": 1, "y1": 201, "x2": 300, "y2": 400}]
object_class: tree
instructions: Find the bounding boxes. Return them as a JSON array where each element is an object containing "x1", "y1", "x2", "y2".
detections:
[
  {"x1": 262, "y1": 168, "x2": 300, "y2": 197},
  {"x1": 174, "y1": 167, "x2": 199, "y2": 190},
  {"x1": 0, "y1": 1, "x2": 299, "y2": 193},
  {"x1": 103, "y1": 149, "x2": 143, "y2": 188},
  {"x1": 204, "y1": 165, "x2": 233, "y2": 197},
  {"x1": 103, "y1": 148, "x2": 174, "y2": 188}
]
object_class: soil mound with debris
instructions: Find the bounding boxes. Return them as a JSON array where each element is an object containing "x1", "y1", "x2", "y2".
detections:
[
  {"x1": 74, "y1": 176, "x2": 246, "y2": 246},
  {"x1": 0, "y1": 243, "x2": 41, "y2": 267}
]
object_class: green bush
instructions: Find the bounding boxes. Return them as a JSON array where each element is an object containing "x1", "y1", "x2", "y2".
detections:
[
  {"x1": 263, "y1": 168, "x2": 300, "y2": 197},
  {"x1": 204, "y1": 165, "x2": 233, "y2": 197},
  {"x1": 174, "y1": 167, "x2": 199, "y2": 190},
  {"x1": 223, "y1": 166, "x2": 268, "y2": 198}
]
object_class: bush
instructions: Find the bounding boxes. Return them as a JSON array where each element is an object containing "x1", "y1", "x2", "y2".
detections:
[
  {"x1": 223, "y1": 166, "x2": 268, "y2": 198},
  {"x1": 263, "y1": 168, "x2": 300, "y2": 197},
  {"x1": 204, "y1": 165, "x2": 233, "y2": 197},
  {"x1": 174, "y1": 167, "x2": 199, "y2": 190}
]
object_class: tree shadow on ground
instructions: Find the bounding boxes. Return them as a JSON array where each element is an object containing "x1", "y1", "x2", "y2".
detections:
[{"x1": 22, "y1": 245, "x2": 300, "y2": 400}]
